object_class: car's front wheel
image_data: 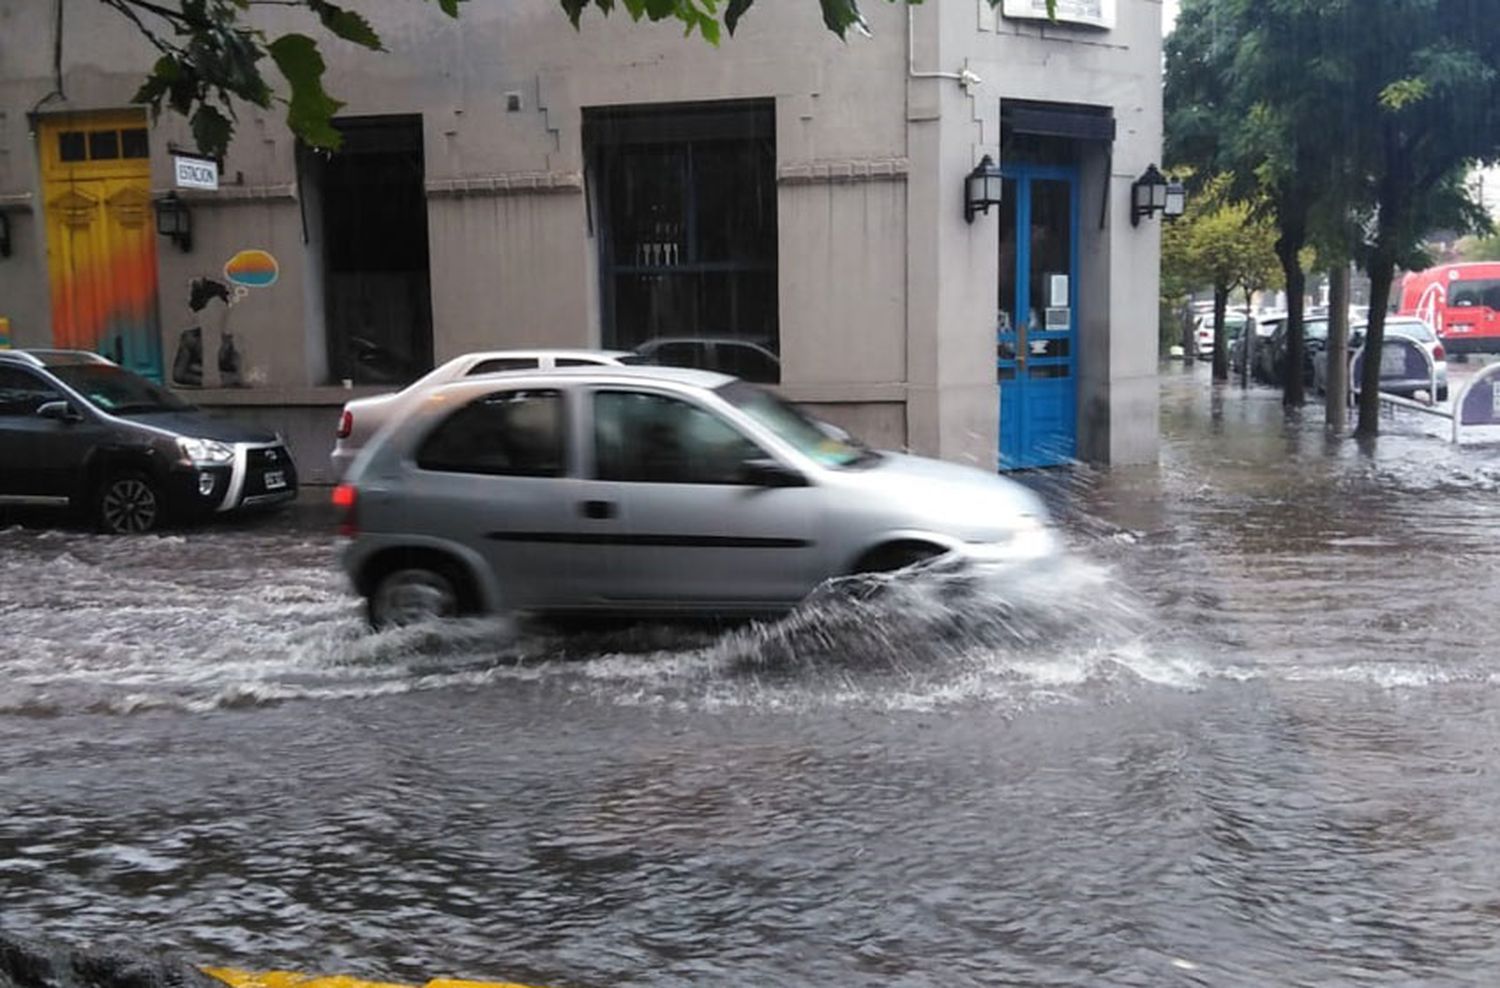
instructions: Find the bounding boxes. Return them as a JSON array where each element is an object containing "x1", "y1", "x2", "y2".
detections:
[
  {"x1": 97, "y1": 472, "x2": 163, "y2": 535},
  {"x1": 369, "y1": 567, "x2": 460, "y2": 628}
]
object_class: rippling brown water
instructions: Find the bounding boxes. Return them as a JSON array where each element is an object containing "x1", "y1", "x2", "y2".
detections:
[{"x1": 3, "y1": 366, "x2": 1500, "y2": 986}]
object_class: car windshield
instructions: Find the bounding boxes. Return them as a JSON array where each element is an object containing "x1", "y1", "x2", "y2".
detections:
[
  {"x1": 716, "y1": 380, "x2": 872, "y2": 468},
  {"x1": 48, "y1": 364, "x2": 192, "y2": 414}
]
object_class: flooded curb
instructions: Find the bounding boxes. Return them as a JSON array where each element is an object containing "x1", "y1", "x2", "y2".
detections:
[
  {"x1": 0, "y1": 935, "x2": 541, "y2": 988},
  {"x1": 208, "y1": 969, "x2": 541, "y2": 988}
]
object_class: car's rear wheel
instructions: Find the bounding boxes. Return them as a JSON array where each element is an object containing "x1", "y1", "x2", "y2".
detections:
[
  {"x1": 97, "y1": 472, "x2": 163, "y2": 535},
  {"x1": 369, "y1": 566, "x2": 460, "y2": 628}
]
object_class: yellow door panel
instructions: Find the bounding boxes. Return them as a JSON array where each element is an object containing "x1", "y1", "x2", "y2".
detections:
[{"x1": 38, "y1": 111, "x2": 163, "y2": 379}]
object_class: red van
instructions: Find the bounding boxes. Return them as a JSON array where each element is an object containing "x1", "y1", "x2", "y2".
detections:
[{"x1": 1398, "y1": 262, "x2": 1500, "y2": 354}]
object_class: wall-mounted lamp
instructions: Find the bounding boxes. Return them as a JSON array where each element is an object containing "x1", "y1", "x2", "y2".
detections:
[
  {"x1": 964, "y1": 154, "x2": 1004, "y2": 224},
  {"x1": 153, "y1": 192, "x2": 193, "y2": 252},
  {"x1": 0, "y1": 211, "x2": 11, "y2": 258},
  {"x1": 1132, "y1": 164, "x2": 1187, "y2": 226}
]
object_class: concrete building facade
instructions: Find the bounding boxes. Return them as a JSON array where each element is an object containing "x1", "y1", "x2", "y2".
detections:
[{"x1": 0, "y1": 0, "x2": 1164, "y2": 483}]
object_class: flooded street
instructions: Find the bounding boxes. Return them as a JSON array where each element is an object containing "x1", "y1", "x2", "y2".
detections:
[{"x1": 5, "y1": 366, "x2": 1500, "y2": 986}]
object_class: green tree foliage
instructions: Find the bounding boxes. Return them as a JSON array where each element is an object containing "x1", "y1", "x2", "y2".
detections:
[
  {"x1": 1342, "y1": 2, "x2": 1500, "y2": 435},
  {"x1": 1161, "y1": 175, "x2": 1281, "y2": 379},
  {"x1": 107, "y1": 0, "x2": 1054, "y2": 159},
  {"x1": 1166, "y1": 0, "x2": 1360, "y2": 408},
  {"x1": 1166, "y1": 0, "x2": 1500, "y2": 435}
]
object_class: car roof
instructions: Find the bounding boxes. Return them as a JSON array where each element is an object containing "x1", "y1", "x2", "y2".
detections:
[
  {"x1": 635, "y1": 337, "x2": 778, "y2": 352},
  {"x1": 428, "y1": 363, "x2": 735, "y2": 397},
  {"x1": 454, "y1": 348, "x2": 632, "y2": 360},
  {"x1": 0, "y1": 349, "x2": 115, "y2": 368}
]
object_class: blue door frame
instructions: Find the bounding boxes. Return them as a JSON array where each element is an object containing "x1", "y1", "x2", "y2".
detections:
[{"x1": 997, "y1": 163, "x2": 1079, "y2": 470}]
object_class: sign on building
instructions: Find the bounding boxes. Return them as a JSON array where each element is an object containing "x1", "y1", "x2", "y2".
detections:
[
  {"x1": 1001, "y1": 0, "x2": 1116, "y2": 30},
  {"x1": 173, "y1": 153, "x2": 219, "y2": 191}
]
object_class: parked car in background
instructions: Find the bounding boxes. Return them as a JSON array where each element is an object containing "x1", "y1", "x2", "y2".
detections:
[
  {"x1": 1229, "y1": 311, "x2": 1279, "y2": 378},
  {"x1": 1261, "y1": 317, "x2": 1331, "y2": 388},
  {"x1": 1311, "y1": 317, "x2": 1449, "y2": 401},
  {"x1": 336, "y1": 366, "x2": 1057, "y2": 627},
  {"x1": 0, "y1": 350, "x2": 297, "y2": 533},
  {"x1": 1191, "y1": 308, "x2": 1251, "y2": 362},
  {"x1": 626, "y1": 337, "x2": 781, "y2": 384},
  {"x1": 332, "y1": 349, "x2": 629, "y2": 477},
  {"x1": 1193, "y1": 315, "x2": 1215, "y2": 358}
]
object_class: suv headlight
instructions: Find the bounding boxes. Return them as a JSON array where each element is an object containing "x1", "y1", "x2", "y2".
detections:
[{"x1": 178, "y1": 437, "x2": 235, "y2": 464}]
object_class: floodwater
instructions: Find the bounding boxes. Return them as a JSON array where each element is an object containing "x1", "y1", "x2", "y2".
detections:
[{"x1": 4, "y1": 366, "x2": 1500, "y2": 986}]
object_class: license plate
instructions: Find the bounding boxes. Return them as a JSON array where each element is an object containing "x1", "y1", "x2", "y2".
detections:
[{"x1": 264, "y1": 470, "x2": 286, "y2": 490}]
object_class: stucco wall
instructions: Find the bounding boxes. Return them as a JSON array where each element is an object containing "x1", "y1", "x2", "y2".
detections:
[{"x1": 0, "y1": 0, "x2": 1164, "y2": 469}]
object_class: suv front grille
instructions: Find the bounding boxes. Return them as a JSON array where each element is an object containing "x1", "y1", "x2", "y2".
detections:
[{"x1": 242, "y1": 446, "x2": 297, "y2": 498}]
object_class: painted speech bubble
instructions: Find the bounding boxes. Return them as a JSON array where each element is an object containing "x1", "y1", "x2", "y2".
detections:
[{"x1": 224, "y1": 249, "x2": 279, "y2": 288}]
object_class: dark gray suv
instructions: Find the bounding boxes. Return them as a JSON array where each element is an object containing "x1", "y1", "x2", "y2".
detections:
[{"x1": 0, "y1": 350, "x2": 297, "y2": 533}]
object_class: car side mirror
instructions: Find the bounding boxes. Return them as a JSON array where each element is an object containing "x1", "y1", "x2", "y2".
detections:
[
  {"x1": 740, "y1": 457, "x2": 806, "y2": 488},
  {"x1": 37, "y1": 400, "x2": 81, "y2": 422},
  {"x1": 817, "y1": 421, "x2": 853, "y2": 443}
]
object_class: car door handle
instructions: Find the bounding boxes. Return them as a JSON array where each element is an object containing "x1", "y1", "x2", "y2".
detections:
[{"x1": 580, "y1": 499, "x2": 617, "y2": 520}]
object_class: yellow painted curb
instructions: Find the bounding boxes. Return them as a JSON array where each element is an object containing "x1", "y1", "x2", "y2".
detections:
[{"x1": 205, "y1": 967, "x2": 543, "y2": 988}]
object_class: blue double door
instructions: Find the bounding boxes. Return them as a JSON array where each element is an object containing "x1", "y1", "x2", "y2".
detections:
[{"x1": 997, "y1": 164, "x2": 1079, "y2": 470}]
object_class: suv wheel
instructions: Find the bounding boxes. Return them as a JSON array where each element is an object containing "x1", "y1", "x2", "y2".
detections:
[
  {"x1": 98, "y1": 472, "x2": 163, "y2": 534},
  {"x1": 370, "y1": 567, "x2": 460, "y2": 628}
]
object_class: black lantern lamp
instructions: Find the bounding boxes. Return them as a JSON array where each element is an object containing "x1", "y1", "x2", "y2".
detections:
[
  {"x1": 0, "y1": 211, "x2": 11, "y2": 258},
  {"x1": 1131, "y1": 164, "x2": 1169, "y2": 226},
  {"x1": 153, "y1": 192, "x2": 193, "y2": 252},
  {"x1": 1132, "y1": 164, "x2": 1188, "y2": 226},
  {"x1": 964, "y1": 154, "x2": 1004, "y2": 223},
  {"x1": 1163, "y1": 175, "x2": 1187, "y2": 219}
]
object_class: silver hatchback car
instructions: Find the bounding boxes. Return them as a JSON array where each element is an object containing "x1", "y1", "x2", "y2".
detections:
[{"x1": 337, "y1": 367, "x2": 1058, "y2": 626}]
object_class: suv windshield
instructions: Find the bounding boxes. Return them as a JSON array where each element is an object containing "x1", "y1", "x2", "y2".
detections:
[
  {"x1": 49, "y1": 364, "x2": 192, "y2": 415},
  {"x1": 716, "y1": 380, "x2": 873, "y2": 468}
]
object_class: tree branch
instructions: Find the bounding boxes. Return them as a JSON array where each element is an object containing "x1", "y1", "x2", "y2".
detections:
[
  {"x1": 112, "y1": 0, "x2": 190, "y2": 27},
  {"x1": 99, "y1": 0, "x2": 175, "y2": 52}
]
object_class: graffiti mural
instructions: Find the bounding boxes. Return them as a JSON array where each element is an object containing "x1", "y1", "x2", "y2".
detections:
[{"x1": 171, "y1": 250, "x2": 279, "y2": 389}]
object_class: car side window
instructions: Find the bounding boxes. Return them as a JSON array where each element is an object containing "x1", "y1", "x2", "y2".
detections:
[
  {"x1": 555, "y1": 358, "x2": 601, "y2": 368},
  {"x1": 717, "y1": 344, "x2": 780, "y2": 384},
  {"x1": 650, "y1": 343, "x2": 707, "y2": 369},
  {"x1": 416, "y1": 389, "x2": 565, "y2": 477},
  {"x1": 594, "y1": 390, "x2": 765, "y2": 485},
  {"x1": 467, "y1": 357, "x2": 539, "y2": 376},
  {"x1": 0, "y1": 367, "x2": 61, "y2": 417}
]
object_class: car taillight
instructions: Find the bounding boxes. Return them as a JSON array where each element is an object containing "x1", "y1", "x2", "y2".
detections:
[
  {"x1": 1433, "y1": 343, "x2": 1445, "y2": 360},
  {"x1": 332, "y1": 484, "x2": 358, "y2": 537},
  {"x1": 336, "y1": 409, "x2": 353, "y2": 439}
]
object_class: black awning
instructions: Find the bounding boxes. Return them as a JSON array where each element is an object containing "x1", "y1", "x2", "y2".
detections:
[{"x1": 1002, "y1": 102, "x2": 1116, "y2": 142}]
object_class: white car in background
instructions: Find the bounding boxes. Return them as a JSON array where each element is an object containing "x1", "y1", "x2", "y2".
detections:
[{"x1": 332, "y1": 349, "x2": 629, "y2": 477}]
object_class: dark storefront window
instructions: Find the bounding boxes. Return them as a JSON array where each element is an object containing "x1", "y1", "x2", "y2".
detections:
[
  {"x1": 585, "y1": 101, "x2": 779, "y2": 378},
  {"x1": 307, "y1": 116, "x2": 434, "y2": 385}
]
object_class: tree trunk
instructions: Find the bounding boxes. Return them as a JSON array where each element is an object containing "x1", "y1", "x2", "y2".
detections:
[
  {"x1": 1326, "y1": 263, "x2": 1350, "y2": 431},
  {"x1": 1212, "y1": 283, "x2": 1230, "y2": 381},
  {"x1": 1275, "y1": 226, "x2": 1307, "y2": 406},
  {"x1": 1356, "y1": 257, "x2": 1397, "y2": 437}
]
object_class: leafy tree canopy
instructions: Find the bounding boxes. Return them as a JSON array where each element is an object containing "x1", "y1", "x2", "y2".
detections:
[{"x1": 107, "y1": 0, "x2": 1056, "y2": 159}]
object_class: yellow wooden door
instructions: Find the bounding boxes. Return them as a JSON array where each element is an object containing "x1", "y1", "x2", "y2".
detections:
[{"x1": 39, "y1": 111, "x2": 163, "y2": 380}]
